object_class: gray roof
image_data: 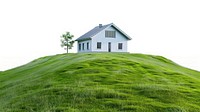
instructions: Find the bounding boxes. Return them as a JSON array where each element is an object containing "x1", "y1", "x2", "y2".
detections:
[{"x1": 75, "y1": 23, "x2": 132, "y2": 41}]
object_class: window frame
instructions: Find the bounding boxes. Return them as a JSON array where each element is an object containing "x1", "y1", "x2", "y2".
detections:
[
  {"x1": 82, "y1": 43, "x2": 84, "y2": 50},
  {"x1": 87, "y1": 42, "x2": 89, "y2": 50},
  {"x1": 105, "y1": 30, "x2": 116, "y2": 38},
  {"x1": 97, "y1": 42, "x2": 101, "y2": 49},
  {"x1": 118, "y1": 43, "x2": 123, "y2": 50},
  {"x1": 79, "y1": 43, "x2": 81, "y2": 51}
]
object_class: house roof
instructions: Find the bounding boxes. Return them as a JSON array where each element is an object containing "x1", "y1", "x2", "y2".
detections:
[{"x1": 75, "y1": 23, "x2": 132, "y2": 41}]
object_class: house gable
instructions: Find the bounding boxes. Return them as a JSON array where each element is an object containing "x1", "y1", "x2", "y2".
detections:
[{"x1": 91, "y1": 26, "x2": 128, "y2": 52}]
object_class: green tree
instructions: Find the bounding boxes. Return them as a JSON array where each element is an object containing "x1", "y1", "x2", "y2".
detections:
[{"x1": 60, "y1": 32, "x2": 75, "y2": 53}]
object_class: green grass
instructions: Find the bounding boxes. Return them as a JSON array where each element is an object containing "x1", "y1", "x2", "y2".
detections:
[{"x1": 0, "y1": 53, "x2": 200, "y2": 112}]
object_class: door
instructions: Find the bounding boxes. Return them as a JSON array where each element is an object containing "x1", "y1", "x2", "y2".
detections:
[{"x1": 108, "y1": 42, "x2": 111, "y2": 52}]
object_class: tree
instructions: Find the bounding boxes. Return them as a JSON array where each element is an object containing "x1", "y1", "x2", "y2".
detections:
[{"x1": 60, "y1": 32, "x2": 75, "y2": 53}]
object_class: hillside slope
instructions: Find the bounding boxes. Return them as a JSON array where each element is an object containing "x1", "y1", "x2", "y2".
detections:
[{"x1": 0, "y1": 53, "x2": 200, "y2": 112}]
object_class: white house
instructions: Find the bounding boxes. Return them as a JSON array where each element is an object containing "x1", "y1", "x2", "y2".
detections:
[{"x1": 75, "y1": 23, "x2": 131, "y2": 53}]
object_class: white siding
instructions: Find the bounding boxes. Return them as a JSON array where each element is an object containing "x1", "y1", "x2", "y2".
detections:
[
  {"x1": 77, "y1": 40, "x2": 92, "y2": 53},
  {"x1": 91, "y1": 26, "x2": 128, "y2": 52}
]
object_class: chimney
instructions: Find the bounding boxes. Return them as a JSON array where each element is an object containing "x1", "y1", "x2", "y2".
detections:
[{"x1": 99, "y1": 24, "x2": 102, "y2": 28}]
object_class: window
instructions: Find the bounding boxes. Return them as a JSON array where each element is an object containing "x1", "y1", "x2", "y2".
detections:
[
  {"x1": 105, "y1": 31, "x2": 116, "y2": 38},
  {"x1": 97, "y1": 42, "x2": 101, "y2": 49},
  {"x1": 118, "y1": 43, "x2": 123, "y2": 50},
  {"x1": 87, "y1": 42, "x2": 89, "y2": 50},
  {"x1": 82, "y1": 43, "x2": 84, "y2": 50},
  {"x1": 79, "y1": 43, "x2": 81, "y2": 51}
]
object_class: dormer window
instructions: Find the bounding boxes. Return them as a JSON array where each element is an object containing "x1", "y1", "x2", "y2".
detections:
[{"x1": 105, "y1": 31, "x2": 116, "y2": 38}]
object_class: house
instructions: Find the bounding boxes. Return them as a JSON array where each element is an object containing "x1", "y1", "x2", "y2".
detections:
[{"x1": 75, "y1": 23, "x2": 131, "y2": 53}]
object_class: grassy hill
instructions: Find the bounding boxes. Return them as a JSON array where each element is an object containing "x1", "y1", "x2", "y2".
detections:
[{"x1": 0, "y1": 53, "x2": 200, "y2": 112}]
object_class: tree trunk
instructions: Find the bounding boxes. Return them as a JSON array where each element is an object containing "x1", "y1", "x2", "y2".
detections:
[{"x1": 67, "y1": 39, "x2": 68, "y2": 53}]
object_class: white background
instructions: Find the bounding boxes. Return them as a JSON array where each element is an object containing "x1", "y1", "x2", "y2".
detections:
[{"x1": 0, "y1": 0, "x2": 200, "y2": 71}]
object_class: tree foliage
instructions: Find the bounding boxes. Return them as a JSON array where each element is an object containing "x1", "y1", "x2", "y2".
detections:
[{"x1": 60, "y1": 32, "x2": 75, "y2": 53}]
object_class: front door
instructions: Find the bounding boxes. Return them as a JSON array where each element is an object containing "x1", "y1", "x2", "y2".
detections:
[{"x1": 108, "y1": 42, "x2": 111, "y2": 52}]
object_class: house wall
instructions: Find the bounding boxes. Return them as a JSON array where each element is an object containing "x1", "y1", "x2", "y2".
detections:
[
  {"x1": 77, "y1": 40, "x2": 92, "y2": 53},
  {"x1": 91, "y1": 26, "x2": 128, "y2": 52}
]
